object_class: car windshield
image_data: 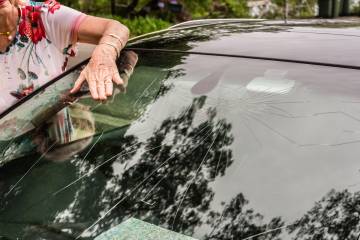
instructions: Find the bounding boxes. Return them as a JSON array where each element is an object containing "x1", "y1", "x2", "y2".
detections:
[{"x1": 1, "y1": 50, "x2": 360, "y2": 240}]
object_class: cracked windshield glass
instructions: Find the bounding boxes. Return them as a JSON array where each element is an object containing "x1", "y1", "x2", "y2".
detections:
[{"x1": 1, "y1": 50, "x2": 360, "y2": 239}]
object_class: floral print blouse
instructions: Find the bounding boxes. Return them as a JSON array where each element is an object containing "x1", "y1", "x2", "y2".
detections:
[{"x1": 0, "y1": 0, "x2": 86, "y2": 113}]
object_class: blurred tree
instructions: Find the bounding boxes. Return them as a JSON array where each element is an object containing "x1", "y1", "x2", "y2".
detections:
[
  {"x1": 268, "y1": 0, "x2": 317, "y2": 18},
  {"x1": 288, "y1": 189, "x2": 360, "y2": 239},
  {"x1": 58, "y1": 0, "x2": 249, "y2": 21},
  {"x1": 181, "y1": 0, "x2": 249, "y2": 19},
  {"x1": 205, "y1": 193, "x2": 285, "y2": 240},
  {"x1": 111, "y1": 0, "x2": 116, "y2": 15},
  {"x1": 58, "y1": 0, "x2": 317, "y2": 21}
]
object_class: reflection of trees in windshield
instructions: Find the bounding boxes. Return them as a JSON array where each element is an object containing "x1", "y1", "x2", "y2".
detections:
[
  {"x1": 288, "y1": 189, "x2": 360, "y2": 240},
  {"x1": 0, "y1": 50, "x2": 306, "y2": 239},
  {"x1": 67, "y1": 96, "x2": 235, "y2": 237},
  {"x1": 0, "y1": 95, "x2": 292, "y2": 239},
  {"x1": 205, "y1": 193, "x2": 284, "y2": 240},
  {"x1": 129, "y1": 24, "x2": 286, "y2": 52},
  {"x1": 55, "y1": 96, "x2": 289, "y2": 240},
  {"x1": 205, "y1": 187, "x2": 360, "y2": 240}
]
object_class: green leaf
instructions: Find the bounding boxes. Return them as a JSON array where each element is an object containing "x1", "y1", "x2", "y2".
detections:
[
  {"x1": 28, "y1": 71, "x2": 39, "y2": 80},
  {"x1": 17, "y1": 42, "x2": 25, "y2": 48},
  {"x1": 20, "y1": 35, "x2": 29, "y2": 43},
  {"x1": 17, "y1": 68, "x2": 26, "y2": 80}
]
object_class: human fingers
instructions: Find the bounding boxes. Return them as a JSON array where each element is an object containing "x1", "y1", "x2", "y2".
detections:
[
  {"x1": 112, "y1": 69, "x2": 124, "y2": 86},
  {"x1": 70, "y1": 72, "x2": 86, "y2": 94},
  {"x1": 88, "y1": 75, "x2": 99, "y2": 100},
  {"x1": 105, "y1": 77, "x2": 113, "y2": 97},
  {"x1": 96, "y1": 78, "x2": 107, "y2": 100}
]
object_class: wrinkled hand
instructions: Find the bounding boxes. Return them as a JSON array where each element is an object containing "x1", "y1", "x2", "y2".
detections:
[{"x1": 70, "y1": 45, "x2": 123, "y2": 100}]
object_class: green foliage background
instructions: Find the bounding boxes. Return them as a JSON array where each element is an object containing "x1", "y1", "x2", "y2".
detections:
[
  {"x1": 103, "y1": 15, "x2": 171, "y2": 37},
  {"x1": 180, "y1": 0, "x2": 249, "y2": 18},
  {"x1": 57, "y1": 0, "x2": 357, "y2": 37},
  {"x1": 59, "y1": 0, "x2": 251, "y2": 36},
  {"x1": 61, "y1": 0, "x2": 249, "y2": 18},
  {"x1": 270, "y1": 0, "x2": 318, "y2": 18}
]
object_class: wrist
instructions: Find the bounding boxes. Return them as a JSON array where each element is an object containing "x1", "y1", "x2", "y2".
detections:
[{"x1": 97, "y1": 43, "x2": 119, "y2": 59}]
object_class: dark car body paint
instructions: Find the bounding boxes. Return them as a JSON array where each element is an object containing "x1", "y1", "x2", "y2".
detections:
[{"x1": 129, "y1": 21, "x2": 360, "y2": 68}]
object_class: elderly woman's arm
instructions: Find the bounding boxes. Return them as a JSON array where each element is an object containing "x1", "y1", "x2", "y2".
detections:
[{"x1": 70, "y1": 16, "x2": 130, "y2": 100}]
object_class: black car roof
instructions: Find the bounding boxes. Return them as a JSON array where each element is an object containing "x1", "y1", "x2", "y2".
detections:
[{"x1": 128, "y1": 20, "x2": 360, "y2": 69}]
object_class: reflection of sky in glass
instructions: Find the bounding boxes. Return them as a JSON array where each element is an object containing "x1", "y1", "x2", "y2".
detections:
[
  {"x1": 136, "y1": 54, "x2": 360, "y2": 238},
  {"x1": 192, "y1": 29, "x2": 360, "y2": 68},
  {"x1": 1, "y1": 51, "x2": 360, "y2": 239}
]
